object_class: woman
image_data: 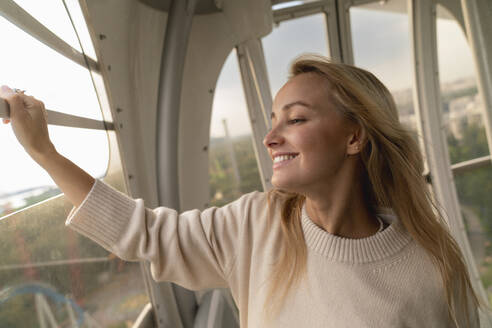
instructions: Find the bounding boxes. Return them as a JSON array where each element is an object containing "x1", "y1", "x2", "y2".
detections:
[{"x1": 1, "y1": 55, "x2": 486, "y2": 327}]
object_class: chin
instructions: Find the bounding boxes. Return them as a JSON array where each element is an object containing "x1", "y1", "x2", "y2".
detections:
[{"x1": 271, "y1": 175, "x2": 303, "y2": 193}]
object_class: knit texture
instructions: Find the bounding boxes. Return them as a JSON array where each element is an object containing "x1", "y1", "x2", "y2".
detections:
[{"x1": 66, "y1": 179, "x2": 478, "y2": 327}]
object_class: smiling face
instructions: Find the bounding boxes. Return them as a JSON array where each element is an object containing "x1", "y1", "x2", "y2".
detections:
[{"x1": 263, "y1": 72, "x2": 359, "y2": 194}]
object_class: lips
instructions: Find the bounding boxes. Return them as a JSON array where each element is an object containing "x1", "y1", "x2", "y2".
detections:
[{"x1": 272, "y1": 153, "x2": 299, "y2": 169}]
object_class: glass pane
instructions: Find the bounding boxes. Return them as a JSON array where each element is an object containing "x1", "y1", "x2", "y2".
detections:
[
  {"x1": 12, "y1": 0, "x2": 82, "y2": 53},
  {"x1": 0, "y1": 125, "x2": 109, "y2": 218},
  {"x1": 209, "y1": 50, "x2": 262, "y2": 207},
  {"x1": 0, "y1": 15, "x2": 103, "y2": 120},
  {"x1": 0, "y1": 192, "x2": 149, "y2": 327},
  {"x1": 454, "y1": 165, "x2": 492, "y2": 304},
  {"x1": 436, "y1": 5, "x2": 489, "y2": 164},
  {"x1": 64, "y1": 0, "x2": 97, "y2": 60},
  {"x1": 350, "y1": 0, "x2": 416, "y2": 132},
  {"x1": 263, "y1": 13, "x2": 329, "y2": 96}
]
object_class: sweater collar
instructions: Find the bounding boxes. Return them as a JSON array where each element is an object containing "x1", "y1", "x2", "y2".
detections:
[{"x1": 301, "y1": 205, "x2": 413, "y2": 263}]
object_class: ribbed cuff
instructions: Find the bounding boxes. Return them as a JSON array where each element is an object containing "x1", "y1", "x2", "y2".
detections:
[{"x1": 66, "y1": 179, "x2": 136, "y2": 251}]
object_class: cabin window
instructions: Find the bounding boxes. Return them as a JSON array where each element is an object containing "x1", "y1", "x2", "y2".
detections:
[
  {"x1": 209, "y1": 49, "x2": 263, "y2": 207},
  {"x1": 436, "y1": 5, "x2": 489, "y2": 163},
  {"x1": 0, "y1": 4, "x2": 149, "y2": 327},
  {"x1": 436, "y1": 4, "x2": 492, "y2": 304},
  {"x1": 263, "y1": 13, "x2": 329, "y2": 96},
  {"x1": 350, "y1": 0, "x2": 416, "y2": 132},
  {"x1": 0, "y1": 6, "x2": 109, "y2": 216},
  {"x1": 11, "y1": 0, "x2": 96, "y2": 59}
]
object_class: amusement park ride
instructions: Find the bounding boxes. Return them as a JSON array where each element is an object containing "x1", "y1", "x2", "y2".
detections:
[{"x1": 0, "y1": 0, "x2": 491, "y2": 327}]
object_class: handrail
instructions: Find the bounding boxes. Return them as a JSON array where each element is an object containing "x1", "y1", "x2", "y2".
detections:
[
  {"x1": 451, "y1": 155, "x2": 491, "y2": 175},
  {"x1": 0, "y1": 98, "x2": 114, "y2": 130}
]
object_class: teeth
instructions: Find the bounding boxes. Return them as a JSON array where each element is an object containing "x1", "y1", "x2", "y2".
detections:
[{"x1": 273, "y1": 154, "x2": 297, "y2": 164}]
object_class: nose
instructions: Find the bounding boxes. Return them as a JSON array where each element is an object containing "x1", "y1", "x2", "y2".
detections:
[{"x1": 263, "y1": 125, "x2": 283, "y2": 149}]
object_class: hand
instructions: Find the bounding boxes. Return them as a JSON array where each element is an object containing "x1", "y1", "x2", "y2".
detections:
[{"x1": 0, "y1": 85, "x2": 56, "y2": 160}]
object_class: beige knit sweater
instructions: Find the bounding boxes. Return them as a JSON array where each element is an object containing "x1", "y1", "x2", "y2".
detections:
[{"x1": 66, "y1": 179, "x2": 479, "y2": 327}]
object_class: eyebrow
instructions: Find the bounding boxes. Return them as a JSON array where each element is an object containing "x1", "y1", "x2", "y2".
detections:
[{"x1": 270, "y1": 100, "x2": 313, "y2": 119}]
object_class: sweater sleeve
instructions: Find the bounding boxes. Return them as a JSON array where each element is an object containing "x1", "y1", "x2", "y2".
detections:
[{"x1": 65, "y1": 179, "x2": 248, "y2": 291}]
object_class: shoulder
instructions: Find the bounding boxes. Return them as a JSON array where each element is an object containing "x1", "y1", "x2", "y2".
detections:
[
  {"x1": 214, "y1": 191, "x2": 271, "y2": 223},
  {"x1": 208, "y1": 190, "x2": 282, "y2": 236}
]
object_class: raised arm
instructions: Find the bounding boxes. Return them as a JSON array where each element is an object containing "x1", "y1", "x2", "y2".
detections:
[
  {"x1": 0, "y1": 85, "x2": 94, "y2": 208},
  {"x1": 66, "y1": 179, "x2": 250, "y2": 290}
]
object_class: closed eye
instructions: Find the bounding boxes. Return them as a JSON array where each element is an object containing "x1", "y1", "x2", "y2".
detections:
[{"x1": 288, "y1": 118, "x2": 305, "y2": 124}]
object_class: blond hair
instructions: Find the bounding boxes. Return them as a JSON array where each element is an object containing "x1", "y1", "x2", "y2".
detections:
[{"x1": 264, "y1": 54, "x2": 488, "y2": 327}]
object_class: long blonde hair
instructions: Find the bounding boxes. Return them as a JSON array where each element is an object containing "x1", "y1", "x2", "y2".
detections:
[{"x1": 264, "y1": 54, "x2": 488, "y2": 326}]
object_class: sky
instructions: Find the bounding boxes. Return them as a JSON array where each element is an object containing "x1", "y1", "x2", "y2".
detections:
[
  {"x1": 0, "y1": 0, "x2": 479, "y2": 195},
  {"x1": 210, "y1": 2, "x2": 477, "y2": 139}
]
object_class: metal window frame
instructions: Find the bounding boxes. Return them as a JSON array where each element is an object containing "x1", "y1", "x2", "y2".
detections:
[
  {"x1": 0, "y1": 0, "x2": 98, "y2": 72},
  {"x1": 236, "y1": 39, "x2": 273, "y2": 190},
  {"x1": 272, "y1": 0, "x2": 354, "y2": 63},
  {"x1": 0, "y1": 0, "x2": 112, "y2": 131},
  {"x1": 459, "y1": 0, "x2": 492, "y2": 160},
  {"x1": 451, "y1": 155, "x2": 491, "y2": 175},
  {"x1": 409, "y1": 1, "x2": 492, "y2": 325},
  {"x1": 273, "y1": 0, "x2": 331, "y2": 23}
]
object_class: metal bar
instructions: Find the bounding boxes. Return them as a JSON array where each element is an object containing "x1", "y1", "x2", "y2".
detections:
[
  {"x1": 132, "y1": 303, "x2": 155, "y2": 328},
  {"x1": 222, "y1": 119, "x2": 241, "y2": 197},
  {"x1": 156, "y1": 0, "x2": 199, "y2": 327},
  {"x1": 273, "y1": 0, "x2": 330, "y2": 24},
  {"x1": 236, "y1": 40, "x2": 273, "y2": 191},
  {"x1": 451, "y1": 155, "x2": 491, "y2": 175},
  {"x1": 0, "y1": 98, "x2": 114, "y2": 130},
  {"x1": 460, "y1": 0, "x2": 492, "y2": 163},
  {"x1": 409, "y1": 0, "x2": 490, "y2": 318},
  {"x1": 35, "y1": 294, "x2": 48, "y2": 328},
  {"x1": 336, "y1": 0, "x2": 355, "y2": 64},
  {"x1": 323, "y1": 0, "x2": 343, "y2": 62},
  {"x1": 0, "y1": 0, "x2": 98, "y2": 71}
]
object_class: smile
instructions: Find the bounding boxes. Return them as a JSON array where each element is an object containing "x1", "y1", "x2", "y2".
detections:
[{"x1": 273, "y1": 153, "x2": 299, "y2": 168}]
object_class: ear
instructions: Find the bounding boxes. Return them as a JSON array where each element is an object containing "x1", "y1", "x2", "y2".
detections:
[{"x1": 346, "y1": 124, "x2": 366, "y2": 156}]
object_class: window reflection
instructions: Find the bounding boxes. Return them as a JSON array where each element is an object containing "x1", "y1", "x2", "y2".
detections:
[{"x1": 0, "y1": 193, "x2": 148, "y2": 327}]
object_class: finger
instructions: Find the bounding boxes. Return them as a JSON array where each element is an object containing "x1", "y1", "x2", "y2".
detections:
[
  {"x1": 0, "y1": 89, "x2": 27, "y2": 120},
  {"x1": 0, "y1": 85, "x2": 15, "y2": 97}
]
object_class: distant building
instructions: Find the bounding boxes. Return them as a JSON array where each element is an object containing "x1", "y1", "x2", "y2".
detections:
[{"x1": 444, "y1": 93, "x2": 483, "y2": 139}]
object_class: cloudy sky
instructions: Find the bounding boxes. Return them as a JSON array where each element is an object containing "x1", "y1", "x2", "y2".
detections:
[
  {"x1": 210, "y1": 2, "x2": 477, "y2": 139},
  {"x1": 0, "y1": 0, "x2": 479, "y2": 195}
]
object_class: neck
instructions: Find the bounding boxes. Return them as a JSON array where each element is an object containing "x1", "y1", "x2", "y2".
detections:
[{"x1": 303, "y1": 166, "x2": 380, "y2": 239}]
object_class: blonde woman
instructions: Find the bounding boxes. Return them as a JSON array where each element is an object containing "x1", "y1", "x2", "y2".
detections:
[{"x1": 1, "y1": 55, "x2": 486, "y2": 327}]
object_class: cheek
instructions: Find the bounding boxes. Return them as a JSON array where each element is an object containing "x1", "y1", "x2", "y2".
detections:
[{"x1": 302, "y1": 132, "x2": 347, "y2": 166}]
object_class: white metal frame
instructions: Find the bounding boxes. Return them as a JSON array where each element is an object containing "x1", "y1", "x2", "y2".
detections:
[
  {"x1": 272, "y1": 0, "x2": 354, "y2": 63},
  {"x1": 0, "y1": 0, "x2": 98, "y2": 71},
  {"x1": 409, "y1": 0, "x2": 492, "y2": 325},
  {"x1": 0, "y1": 1, "x2": 112, "y2": 130},
  {"x1": 460, "y1": 0, "x2": 492, "y2": 158},
  {"x1": 236, "y1": 39, "x2": 273, "y2": 190}
]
